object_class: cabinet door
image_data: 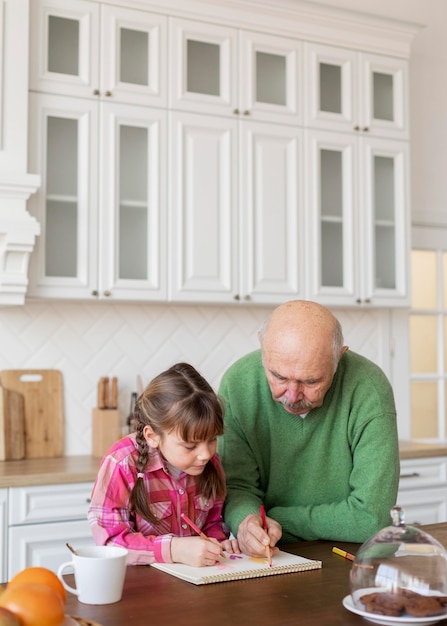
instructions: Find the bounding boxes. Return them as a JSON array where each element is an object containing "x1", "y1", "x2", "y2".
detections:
[
  {"x1": 239, "y1": 31, "x2": 302, "y2": 125},
  {"x1": 169, "y1": 18, "x2": 238, "y2": 116},
  {"x1": 359, "y1": 53, "x2": 408, "y2": 140},
  {"x1": 240, "y1": 121, "x2": 304, "y2": 303},
  {"x1": 30, "y1": 0, "x2": 100, "y2": 99},
  {"x1": 0, "y1": 490, "x2": 7, "y2": 583},
  {"x1": 169, "y1": 112, "x2": 238, "y2": 302},
  {"x1": 98, "y1": 103, "x2": 167, "y2": 300},
  {"x1": 30, "y1": 1, "x2": 167, "y2": 107},
  {"x1": 360, "y1": 137, "x2": 409, "y2": 306},
  {"x1": 100, "y1": 5, "x2": 167, "y2": 107},
  {"x1": 306, "y1": 130, "x2": 359, "y2": 306},
  {"x1": 8, "y1": 520, "x2": 95, "y2": 578},
  {"x1": 28, "y1": 92, "x2": 99, "y2": 299},
  {"x1": 305, "y1": 44, "x2": 408, "y2": 140},
  {"x1": 305, "y1": 43, "x2": 358, "y2": 133}
]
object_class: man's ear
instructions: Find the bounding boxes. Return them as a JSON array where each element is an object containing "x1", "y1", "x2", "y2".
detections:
[{"x1": 143, "y1": 424, "x2": 160, "y2": 449}]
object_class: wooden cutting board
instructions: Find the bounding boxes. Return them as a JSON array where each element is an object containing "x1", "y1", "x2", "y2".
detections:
[
  {"x1": 0, "y1": 370, "x2": 64, "y2": 458},
  {"x1": 0, "y1": 383, "x2": 26, "y2": 460}
]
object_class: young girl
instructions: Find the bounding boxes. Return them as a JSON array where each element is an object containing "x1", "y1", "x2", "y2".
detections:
[{"x1": 88, "y1": 362, "x2": 239, "y2": 566}]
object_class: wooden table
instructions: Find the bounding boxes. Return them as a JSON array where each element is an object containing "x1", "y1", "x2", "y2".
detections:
[{"x1": 64, "y1": 523, "x2": 447, "y2": 626}]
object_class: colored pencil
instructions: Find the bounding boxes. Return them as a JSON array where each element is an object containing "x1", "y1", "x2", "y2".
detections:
[
  {"x1": 180, "y1": 512, "x2": 210, "y2": 542},
  {"x1": 259, "y1": 505, "x2": 272, "y2": 567},
  {"x1": 332, "y1": 546, "x2": 355, "y2": 561},
  {"x1": 181, "y1": 512, "x2": 226, "y2": 559}
]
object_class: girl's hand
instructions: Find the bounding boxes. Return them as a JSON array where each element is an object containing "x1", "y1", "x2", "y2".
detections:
[
  {"x1": 171, "y1": 536, "x2": 224, "y2": 567},
  {"x1": 220, "y1": 537, "x2": 241, "y2": 554}
]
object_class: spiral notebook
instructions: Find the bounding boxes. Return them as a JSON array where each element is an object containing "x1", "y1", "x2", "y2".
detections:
[{"x1": 151, "y1": 550, "x2": 322, "y2": 585}]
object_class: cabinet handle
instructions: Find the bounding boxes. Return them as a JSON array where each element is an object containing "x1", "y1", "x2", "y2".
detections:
[
  {"x1": 233, "y1": 294, "x2": 240, "y2": 300},
  {"x1": 91, "y1": 290, "x2": 99, "y2": 297},
  {"x1": 103, "y1": 290, "x2": 111, "y2": 297},
  {"x1": 86, "y1": 498, "x2": 91, "y2": 503},
  {"x1": 364, "y1": 298, "x2": 371, "y2": 304},
  {"x1": 105, "y1": 91, "x2": 112, "y2": 97},
  {"x1": 93, "y1": 89, "x2": 100, "y2": 96},
  {"x1": 233, "y1": 108, "x2": 240, "y2": 115},
  {"x1": 243, "y1": 294, "x2": 251, "y2": 301},
  {"x1": 243, "y1": 110, "x2": 250, "y2": 116},
  {"x1": 354, "y1": 125, "x2": 360, "y2": 131},
  {"x1": 356, "y1": 298, "x2": 361, "y2": 304},
  {"x1": 400, "y1": 472, "x2": 421, "y2": 479},
  {"x1": 363, "y1": 127, "x2": 369, "y2": 132}
]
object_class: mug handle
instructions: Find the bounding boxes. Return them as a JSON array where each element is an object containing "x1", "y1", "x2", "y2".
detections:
[{"x1": 57, "y1": 561, "x2": 79, "y2": 597}]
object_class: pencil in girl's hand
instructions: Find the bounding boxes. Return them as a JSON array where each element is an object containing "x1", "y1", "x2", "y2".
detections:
[
  {"x1": 181, "y1": 512, "x2": 209, "y2": 541},
  {"x1": 259, "y1": 505, "x2": 272, "y2": 567},
  {"x1": 181, "y1": 513, "x2": 226, "y2": 559}
]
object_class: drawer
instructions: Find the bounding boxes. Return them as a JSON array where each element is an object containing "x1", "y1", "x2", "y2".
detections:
[
  {"x1": 398, "y1": 456, "x2": 447, "y2": 490},
  {"x1": 396, "y1": 487, "x2": 447, "y2": 525},
  {"x1": 9, "y1": 482, "x2": 94, "y2": 525}
]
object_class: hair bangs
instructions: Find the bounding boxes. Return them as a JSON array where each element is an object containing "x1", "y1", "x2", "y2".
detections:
[{"x1": 174, "y1": 396, "x2": 224, "y2": 442}]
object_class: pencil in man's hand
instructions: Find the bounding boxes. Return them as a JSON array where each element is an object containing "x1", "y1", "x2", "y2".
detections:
[{"x1": 259, "y1": 505, "x2": 273, "y2": 568}]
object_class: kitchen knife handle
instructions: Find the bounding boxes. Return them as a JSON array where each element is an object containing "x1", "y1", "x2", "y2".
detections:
[
  {"x1": 98, "y1": 377, "x2": 108, "y2": 409},
  {"x1": 111, "y1": 377, "x2": 118, "y2": 409}
]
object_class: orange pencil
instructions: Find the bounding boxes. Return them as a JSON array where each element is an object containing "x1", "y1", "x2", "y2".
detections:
[
  {"x1": 181, "y1": 513, "x2": 225, "y2": 559},
  {"x1": 260, "y1": 505, "x2": 272, "y2": 568}
]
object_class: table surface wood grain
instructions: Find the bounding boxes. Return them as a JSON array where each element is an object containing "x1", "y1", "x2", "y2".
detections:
[{"x1": 62, "y1": 523, "x2": 447, "y2": 626}]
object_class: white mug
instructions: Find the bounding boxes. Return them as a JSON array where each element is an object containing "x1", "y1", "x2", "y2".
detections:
[{"x1": 57, "y1": 545, "x2": 128, "y2": 605}]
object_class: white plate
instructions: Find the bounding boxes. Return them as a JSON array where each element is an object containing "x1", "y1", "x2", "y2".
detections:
[{"x1": 342, "y1": 592, "x2": 447, "y2": 626}]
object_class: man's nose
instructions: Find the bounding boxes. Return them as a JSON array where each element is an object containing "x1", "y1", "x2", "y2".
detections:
[{"x1": 285, "y1": 382, "x2": 304, "y2": 403}]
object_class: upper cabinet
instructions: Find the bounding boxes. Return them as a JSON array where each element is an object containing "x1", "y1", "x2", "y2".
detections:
[
  {"x1": 169, "y1": 18, "x2": 302, "y2": 125},
  {"x1": 168, "y1": 20, "x2": 304, "y2": 304},
  {"x1": 305, "y1": 43, "x2": 408, "y2": 140},
  {"x1": 25, "y1": 0, "x2": 420, "y2": 306},
  {"x1": 29, "y1": 0, "x2": 167, "y2": 107},
  {"x1": 28, "y1": 0, "x2": 167, "y2": 300}
]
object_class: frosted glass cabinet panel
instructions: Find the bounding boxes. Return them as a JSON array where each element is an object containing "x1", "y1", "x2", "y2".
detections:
[
  {"x1": 170, "y1": 19, "x2": 302, "y2": 123},
  {"x1": 307, "y1": 130, "x2": 409, "y2": 306},
  {"x1": 27, "y1": 94, "x2": 167, "y2": 300},
  {"x1": 306, "y1": 43, "x2": 408, "y2": 139},
  {"x1": 307, "y1": 130, "x2": 356, "y2": 304},
  {"x1": 30, "y1": 0, "x2": 167, "y2": 107},
  {"x1": 28, "y1": 92, "x2": 99, "y2": 299}
]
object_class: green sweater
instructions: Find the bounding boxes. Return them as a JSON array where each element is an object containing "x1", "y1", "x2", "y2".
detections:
[{"x1": 217, "y1": 349, "x2": 400, "y2": 543}]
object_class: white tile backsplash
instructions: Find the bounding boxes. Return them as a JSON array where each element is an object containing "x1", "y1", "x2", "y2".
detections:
[{"x1": 0, "y1": 301, "x2": 385, "y2": 455}]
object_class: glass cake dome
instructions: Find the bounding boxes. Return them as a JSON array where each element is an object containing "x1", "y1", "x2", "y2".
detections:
[{"x1": 347, "y1": 507, "x2": 447, "y2": 624}]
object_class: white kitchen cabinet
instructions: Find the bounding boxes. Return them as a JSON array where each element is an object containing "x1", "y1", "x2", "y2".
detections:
[
  {"x1": 0, "y1": 489, "x2": 7, "y2": 582},
  {"x1": 7, "y1": 482, "x2": 95, "y2": 578},
  {"x1": 27, "y1": 0, "x2": 167, "y2": 301},
  {"x1": 170, "y1": 18, "x2": 303, "y2": 125},
  {"x1": 26, "y1": 0, "x2": 417, "y2": 307},
  {"x1": 305, "y1": 43, "x2": 408, "y2": 140},
  {"x1": 30, "y1": 0, "x2": 167, "y2": 107},
  {"x1": 397, "y1": 457, "x2": 447, "y2": 526},
  {"x1": 169, "y1": 113, "x2": 304, "y2": 303},
  {"x1": 306, "y1": 130, "x2": 409, "y2": 307},
  {"x1": 27, "y1": 91, "x2": 167, "y2": 301}
]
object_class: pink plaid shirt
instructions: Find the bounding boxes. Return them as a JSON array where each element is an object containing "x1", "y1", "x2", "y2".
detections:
[{"x1": 87, "y1": 433, "x2": 228, "y2": 565}]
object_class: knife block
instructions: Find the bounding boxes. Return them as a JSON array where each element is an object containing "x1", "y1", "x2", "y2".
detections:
[{"x1": 92, "y1": 408, "x2": 121, "y2": 458}]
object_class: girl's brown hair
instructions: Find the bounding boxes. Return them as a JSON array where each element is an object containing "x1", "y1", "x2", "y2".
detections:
[{"x1": 129, "y1": 362, "x2": 225, "y2": 525}]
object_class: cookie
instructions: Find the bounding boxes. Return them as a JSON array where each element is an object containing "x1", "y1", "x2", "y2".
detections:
[{"x1": 405, "y1": 597, "x2": 446, "y2": 617}]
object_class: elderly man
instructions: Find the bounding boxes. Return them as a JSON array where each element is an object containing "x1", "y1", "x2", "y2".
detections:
[{"x1": 217, "y1": 300, "x2": 399, "y2": 557}]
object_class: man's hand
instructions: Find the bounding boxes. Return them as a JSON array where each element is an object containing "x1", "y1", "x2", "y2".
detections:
[{"x1": 236, "y1": 512, "x2": 282, "y2": 557}]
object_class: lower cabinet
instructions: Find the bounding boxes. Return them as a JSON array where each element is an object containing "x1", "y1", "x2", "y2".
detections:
[
  {"x1": 7, "y1": 482, "x2": 95, "y2": 579},
  {"x1": 396, "y1": 457, "x2": 447, "y2": 526},
  {"x1": 0, "y1": 489, "x2": 7, "y2": 582}
]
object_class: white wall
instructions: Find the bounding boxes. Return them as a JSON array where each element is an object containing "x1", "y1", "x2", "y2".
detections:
[{"x1": 0, "y1": 301, "x2": 392, "y2": 455}]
